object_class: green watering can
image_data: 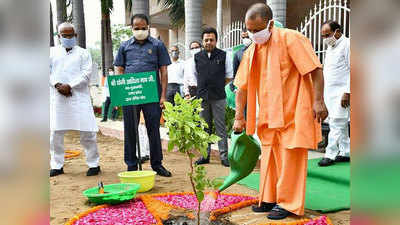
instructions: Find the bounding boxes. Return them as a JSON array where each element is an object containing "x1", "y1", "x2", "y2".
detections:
[{"x1": 218, "y1": 132, "x2": 261, "y2": 192}]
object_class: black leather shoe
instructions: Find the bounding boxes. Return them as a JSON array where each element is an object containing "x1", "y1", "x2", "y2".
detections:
[
  {"x1": 252, "y1": 202, "x2": 276, "y2": 213},
  {"x1": 87, "y1": 166, "x2": 101, "y2": 176},
  {"x1": 154, "y1": 166, "x2": 172, "y2": 177},
  {"x1": 195, "y1": 157, "x2": 210, "y2": 165},
  {"x1": 267, "y1": 205, "x2": 293, "y2": 220},
  {"x1": 221, "y1": 159, "x2": 230, "y2": 167},
  {"x1": 50, "y1": 168, "x2": 64, "y2": 177},
  {"x1": 100, "y1": 119, "x2": 107, "y2": 122},
  {"x1": 318, "y1": 158, "x2": 335, "y2": 167},
  {"x1": 127, "y1": 166, "x2": 138, "y2": 171},
  {"x1": 335, "y1": 156, "x2": 350, "y2": 162}
]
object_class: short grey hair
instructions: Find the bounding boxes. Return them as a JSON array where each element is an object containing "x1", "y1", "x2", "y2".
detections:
[
  {"x1": 58, "y1": 22, "x2": 75, "y2": 33},
  {"x1": 245, "y1": 3, "x2": 273, "y2": 21}
]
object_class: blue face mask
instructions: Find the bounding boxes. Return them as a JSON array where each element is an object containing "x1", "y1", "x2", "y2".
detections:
[{"x1": 60, "y1": 37, "x2": 76, "y2": 48}]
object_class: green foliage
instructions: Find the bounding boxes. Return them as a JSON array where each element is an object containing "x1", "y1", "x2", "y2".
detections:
[
  {"x1": 111, "y1": 24, "x2": 133, "y2": 54},
  {"x1": 192, "y1": 165, "x2": 223, "y2": 202},
  {"x1": 164, "y1": 94, "x2": 220, "y2": 159},
  {"x1": 157, "y1": 0, "x2": 185, "y2": 29},
  {"x1": 164, "y1": 94, "x2": 221, "y2": 205}
]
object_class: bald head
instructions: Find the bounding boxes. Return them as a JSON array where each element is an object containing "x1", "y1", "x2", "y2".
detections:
[
  {"x1": 245, "y1": 3, "x2": 274, "y2": 35},
  {"x1": 245, "y1": 3, "x2": 273, "y2": 21},
  {"x1": 58, "y1": 22, "x2": 75, "y2": 33}
]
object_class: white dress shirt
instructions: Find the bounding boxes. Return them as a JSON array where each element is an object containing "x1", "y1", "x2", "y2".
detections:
[
  {"x1": 323, "y1": 35, "x2": 350, "y2": 118},
  {"x1": 167, "y1": 59, "x2": 185, "y2": 84},
  {"x1": 50, "y1": 45, "x2": 98, "y2": 132},
  {"x1": 183, "y1": 50, "x2": 233, "y2": 95}
]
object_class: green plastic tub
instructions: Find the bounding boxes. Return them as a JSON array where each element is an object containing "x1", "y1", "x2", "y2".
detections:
[{"x1": 83, "y1": 183, "x2": 141, "y2": 205}]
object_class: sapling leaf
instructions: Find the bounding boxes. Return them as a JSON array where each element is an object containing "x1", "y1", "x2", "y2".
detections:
[
  {"x1": 164, "y1": 101, "x2": 173, "y2": 111},
  {"x1": 196, "y1": 191, "x2": 204, "y2": 202},
  {"x1": 168, "y1": 141, "x2": 175, "y2": 151}
]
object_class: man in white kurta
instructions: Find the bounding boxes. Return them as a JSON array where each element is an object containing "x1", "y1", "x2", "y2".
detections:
[
  {"x1": 183, "y1": 41, "x2": 202, "y2": 98},
  {"x1": 49, "y1": 23, "x2": 100, "y2": 176},
  {"x1": 319, "y1": 21, "x2": 350, "y2": 166},
  {"x1": 166, "y1": 45, "x2": 185, "y2": 105}
]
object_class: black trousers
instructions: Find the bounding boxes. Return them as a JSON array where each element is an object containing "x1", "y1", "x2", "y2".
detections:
[
  {"x1": 103, "y1": 97, "x2": 118, "y2": 120},
  {"x1": 166, "y1": 83, "x2": 181, "y2": 105},
  {"x1": 122, "y1": 103, "x2": 163, "y2": 170}
]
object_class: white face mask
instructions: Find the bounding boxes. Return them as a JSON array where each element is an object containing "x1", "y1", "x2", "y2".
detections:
[
  {"x1": 133, "y1": 29, "x2": 149, "y2": 41},
  {"x1": 323, "y1": 30, "x2": 337, "y2": 47},
  {"x1": 248, "y1": 20, "x2": 272, "y2": 45},
  {"x1": 190, "y1": 48, "x2": 201, "y2": 56},
  {"x1": 108, "y1": 71, "x2": 114, "y2": 75},
  {"x1": 242, "y1": 38, "x2": 252, "y2": 47}
]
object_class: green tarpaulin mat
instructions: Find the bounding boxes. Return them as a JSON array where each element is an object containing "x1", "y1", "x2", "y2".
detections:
[{"x1": 221, "y1": 158, "x2": 350, "y2": 213}]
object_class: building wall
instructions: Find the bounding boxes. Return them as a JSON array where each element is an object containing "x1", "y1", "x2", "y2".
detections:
[
  {"x1": 286, "y1": 0, "x2": 317, "y2": 29},
  {"x1": 202, "y1": 0, "x2": 232, "y2": 30},
  {"x1": 231, "y1": 0, "x2": 266, "y2": 23}
]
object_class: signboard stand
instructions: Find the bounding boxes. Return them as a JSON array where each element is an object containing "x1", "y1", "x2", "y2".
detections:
[
  {"x1": 108, "y1": 71, "x2": 160, "y2": 171},
  {"x1": 132, "y1": 107, "x2": 142, "y2": 171}
]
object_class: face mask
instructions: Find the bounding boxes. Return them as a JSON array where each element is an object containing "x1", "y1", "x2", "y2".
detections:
[
  {"x1": 108, "y1": 71, "x2": 114, "y2": 75},
  {"x1": 171, "y1": 51, "x2": 179, "y2": 58},
  {"x1": 323, "y1": 30, "x2": 337, "y2": 47},
  {"x1": 133, "y1": 29, "x2": 149, "y2": 41},
  {"x1": 242, "y1": 38, "x2": 252, "y2": 47},
  {"x1": 190, "y1": 48, "x2": 201, "y2": 56},
  {"x1": 249, "y1": 20, "x2": 272, "y2": 45},
  {"x1": 60, "y1": 37, "x2": 76, "y2": 48}
]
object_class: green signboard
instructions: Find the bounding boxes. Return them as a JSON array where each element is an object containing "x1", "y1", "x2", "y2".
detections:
[{"x1": 107, "y1": 71, "x2": 159, "y2": 106}]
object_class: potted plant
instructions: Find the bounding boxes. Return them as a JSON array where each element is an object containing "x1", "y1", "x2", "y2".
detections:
[{"x1": 163, "y1": 94, "x2": 223, "y2": 225}]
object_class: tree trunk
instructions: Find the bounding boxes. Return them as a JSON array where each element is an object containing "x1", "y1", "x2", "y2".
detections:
[
  {"x1": 101, "y1": 12, "x2": 113, "y2": 76},
  {"x1": 50, "y1": 3, "x2": 55, "y2": 47},
  {"x1": 185, "y1": 0, "x2": 204, "y2": 57},
  {"x1": 56, "y1": 0, "x2": 67, "y2": 26},
  {"x1": 216, "y1": 0, "x2": 222, "y2": 48},
  {"x1": 72, "y1": 0, "x2": 86, "y2": 48},
  {"x1": 130, "y1": 0, "x2": 149, "y2": 19}
]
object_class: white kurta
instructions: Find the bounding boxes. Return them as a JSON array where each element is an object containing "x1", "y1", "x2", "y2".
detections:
[
  {"x1": 167, "y1": 60, "x2": 185, "y2": 84},
  {"x1": 50, "y1": 46, "x2": 98, "y2": 132},
  {"x1": 323, "y1": 35, "x2": 350, "y2": 118},
  {"x1": 183, "y1": 57, "x2": 197, "y2": 95}
]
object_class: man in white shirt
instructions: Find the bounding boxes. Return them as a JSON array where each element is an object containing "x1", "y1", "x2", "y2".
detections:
[
  {"x1": 49, "y1": 23, "x2": 100, "y2": 176},
  {"x1": 166, "y1": 45, "x2": 185, "y2": 105},
  {"x1": 319, "y1": 20, "x2": 350, "y2": 167},
  {"x1": 183, "y1": 41, "x2": 202, "y2": 98},
  {"x1": 190, "y1": 27, "x2": 233, "y2": 167}
]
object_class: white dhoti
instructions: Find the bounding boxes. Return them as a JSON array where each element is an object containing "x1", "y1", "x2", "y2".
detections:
[
  {"x1": 50, "y1": 45, "x2": 100, "y2": 169},
  {"x1": 325, "y1": 117, "x2": 350, "y2": 160},
  {"x1": 50, "y1": 130, "x2": 99, "y2": 169},
  {"x1": 323, "y1": 35, "x2": 351, "y2": 160}
]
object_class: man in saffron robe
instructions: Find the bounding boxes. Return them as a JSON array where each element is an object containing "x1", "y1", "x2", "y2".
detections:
[{"x1": 233, "y1": 3, "x2": 328, "y2": 220}]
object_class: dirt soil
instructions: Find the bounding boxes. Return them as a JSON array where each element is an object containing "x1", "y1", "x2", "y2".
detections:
[{"x1": 50, "y1": 131, "x2": 350, "y2": 225}]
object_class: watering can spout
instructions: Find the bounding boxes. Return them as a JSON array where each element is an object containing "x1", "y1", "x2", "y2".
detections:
[{"x1": 218, "y1": 132, "x2": 261, "y2": 192}]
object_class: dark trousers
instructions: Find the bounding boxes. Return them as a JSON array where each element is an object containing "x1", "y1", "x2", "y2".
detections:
[
  {"x1": 166, "y1": 83, "x2": 181, "y2": 105},
  {"x1": 122, "y1": 103, "x2": 163, "y2": 170},
  {"x1": 103, "y1": 97, "x2": 118, "y2": 120},
  {"x1": 200, "y1": 98, "x2": 228, "y2": 161}
]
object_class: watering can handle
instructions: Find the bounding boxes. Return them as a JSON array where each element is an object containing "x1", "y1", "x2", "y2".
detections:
[{"x1": 232, "y1": 131, "x2": 244, "y2": 160}]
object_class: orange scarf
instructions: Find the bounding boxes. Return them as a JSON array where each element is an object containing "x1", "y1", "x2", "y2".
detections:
[{"x1": 246, "y1": 28, "x2": 285, "y2": 135}]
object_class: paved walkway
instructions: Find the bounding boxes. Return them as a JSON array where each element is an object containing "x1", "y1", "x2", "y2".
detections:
[{"x1": 96, "y1": 118, "x2": 324, "y2": 160}]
